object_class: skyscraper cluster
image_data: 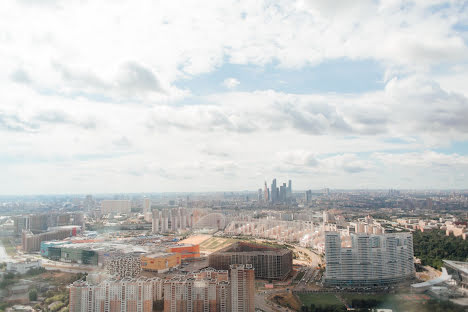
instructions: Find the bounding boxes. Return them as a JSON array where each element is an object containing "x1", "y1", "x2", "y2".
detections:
[{"x1": 261, "y1": 178, "x2": 292, "y2": 203}]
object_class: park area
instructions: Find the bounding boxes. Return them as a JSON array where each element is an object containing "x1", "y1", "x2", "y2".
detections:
[
  {"x1": 180, "y1": 234, "x2": 212, "y2": 245},
  {"x1": 296, "y1": 291, "x2": 466, "y2": 312}
]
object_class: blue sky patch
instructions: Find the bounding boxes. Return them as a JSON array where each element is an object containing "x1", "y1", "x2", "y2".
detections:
[{"x1": 176, "y1": 58, "x2": 385, "y2": 96}]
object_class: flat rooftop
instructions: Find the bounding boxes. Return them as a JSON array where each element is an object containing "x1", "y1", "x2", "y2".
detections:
[
  {"x1": 143, "y1": 252, "x2": 174, "y2": 258},
  {"x1": 48, "y1": 242, "x2": 148, "y2": 254},
  {"x1": 213, "y1": 241, "x2": 291, "y2": 255},
  {"x1": 443, "y1": 260, "x2": 468, "y2": 275}
]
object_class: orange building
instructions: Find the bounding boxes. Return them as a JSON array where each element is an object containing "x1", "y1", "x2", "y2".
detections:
[
  {"x1": 167, "y1": 244, "x2": 200, "y2": 259},
  {"x1": 141, "y1": 252, "x2": 181, "y2": 273}
]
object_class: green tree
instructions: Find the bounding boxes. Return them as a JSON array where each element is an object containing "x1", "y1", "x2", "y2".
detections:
[{"x1": 29, "y1": 289, "x2": 38, "y2": 301}]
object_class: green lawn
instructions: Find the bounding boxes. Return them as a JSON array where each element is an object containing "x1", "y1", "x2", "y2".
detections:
[
  {"x1": 341, "y1": 293, "x2": 399, "y2": 309},
  {"x1": 342, "y1": 293, "x2": 395, "y2": 302},
  {"x1": 0, "y1": 237, "x2": 16, "y2": 256},
  {"x1": 298, "y1": 293, "x2": 343, "y2": 307}
]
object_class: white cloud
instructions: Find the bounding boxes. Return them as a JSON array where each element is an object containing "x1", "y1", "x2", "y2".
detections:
[
  {"x1": 374, "y1": 151, "x2": 468, "y2": 168},
  {"x1": 146, "y1": 76, "x2": 468, "y2": 144},
  {"x1": 0, "y1": 0, "x2": 467, "y2": 193},
  {"x1": 222, "y1": 78, "x2": 240, "y2": 89},
  {"x1": 1, "y1": 0, "x2": 466, "y2": 98}
]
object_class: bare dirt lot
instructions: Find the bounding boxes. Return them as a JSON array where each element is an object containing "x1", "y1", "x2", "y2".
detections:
[{"x1": 180, "y1": 234, "x2": 212, "y2": 245}]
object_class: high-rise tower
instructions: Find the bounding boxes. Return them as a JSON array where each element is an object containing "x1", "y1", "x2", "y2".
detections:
[{"x1": 230, "y1": 264, "x2": 255, "y2": 312}]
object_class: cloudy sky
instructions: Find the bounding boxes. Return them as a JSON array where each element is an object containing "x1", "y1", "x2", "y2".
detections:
[{"x1": 1, "y1": 0, "x2": 468, "y2": 194}]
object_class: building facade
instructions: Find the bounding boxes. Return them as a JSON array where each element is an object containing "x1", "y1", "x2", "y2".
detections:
[
  {"x1": 141, "y1": 252, "x2": 181, "y2": 273},
  {"x1": 230, "y1": 264, "x2": 255, "y2": 312},
  {"x1": 69, "y1": 277, "x2": 161, "y2": 312},
  {"x1": 22, "y1": 227, "x2": 79, "y2": 252},
  {"x1": 209, "y1": 242, "x2": 292, "y2": 280},
  {"x1": 324, "y1": 232, "x2": 415, "y2": 287},
  {"x1": 163, "y1": 268, "x2": 230, "y2": 312},
  {"x1": 152, "y1": 208, "x2": 193, "y2": 233},
  {"x1": 167, "y1": 244, "x2": 200, "y2": 259}
]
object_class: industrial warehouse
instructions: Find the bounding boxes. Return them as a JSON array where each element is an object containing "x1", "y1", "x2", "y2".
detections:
[{"x1": 208, "y1": 242, "x2": 293, "y2": 280}]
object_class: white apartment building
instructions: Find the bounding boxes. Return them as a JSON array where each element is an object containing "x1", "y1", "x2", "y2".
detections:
[
  {"x1": 324, "y1": 232, "x2": 415, "y2": 287},
  {"x1": 152, "y1": 208, "x2": 192, "y2": 233}
]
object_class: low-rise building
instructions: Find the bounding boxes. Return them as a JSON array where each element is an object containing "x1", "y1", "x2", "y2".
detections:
[
  {"x1": 6, "y1": 259, "x2": 42, "y2": 275},
  {"x1": 141, "y1": 252, "x2": 181, "y2": 273},
  {"x1": 167, "y1": 244, "x2": 200, "y2": 259}
]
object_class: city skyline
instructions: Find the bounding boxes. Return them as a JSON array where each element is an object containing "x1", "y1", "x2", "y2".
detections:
[
  {"x1": 1, "y1": 1, "x2": 468, "y2": 194},
  {"x1": 1, "y1": 2, "x2": 467, "y2": 311}
]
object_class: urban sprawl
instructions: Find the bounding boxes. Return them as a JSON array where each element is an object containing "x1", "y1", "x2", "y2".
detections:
[{"x1": 0, "y1": 180, "x2": 467, "y2": 311}]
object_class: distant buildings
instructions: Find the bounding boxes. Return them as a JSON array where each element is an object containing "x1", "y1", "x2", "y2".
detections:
[
  {"x1": 143, "y1": 198, "x2": 151, "y2": 214},
  {"x1": 193, "y1": 213, "x2": 226, "y2": 230},
  {"x1": 209, "y1": 242, "x2": 292, "y2": 280},
  {"x1": 152, "y1": 208, "x2": 193, "y2": 233},
  {"x1": 263, "y1": 178, "x2": 292, "y2": 204},
  {"x1": 21, "y1": 226, "x2": 80, "y2": 252},
  {"x1": 445, "y1": 221, "x2": 467, "y2": 240},
  {"x1": 14, "y1": 212, "x2": 83, "y2": 235},
  {"x1": 324, "y1": 232, "x2": 415, "y2": 287},
  {"x1": 225, "y1": 219, "x2": 316, "y2": 244},
  {"x1": 263, "y1": 181, "x2": 269, "y2": 202},
  {"x1": 69, "y1": 277, "x2": 162, "y2": 312},
  {"x1": 101, "y1": 200, "x2": 132, "y2": 214},
  {"x1": 305, "y1": 190, "x2": 312, "y2": 203},
  {"x1": 6, "y1": 259, "x2": 42, "y2": 275}
]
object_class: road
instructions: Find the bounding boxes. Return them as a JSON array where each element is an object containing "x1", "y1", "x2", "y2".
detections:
[
  {"x1": 255, "y1": 293, "x2": 276, "y2": 312},
  {"x1": 293, "y1": 245, "x2": 322, "y2": 267},
  {"x1": 42, "y1": 258, "x2": 99, "y2": 273},
  {"x1": 255, "y1": 290, "x2": 296, "y2": 312}
]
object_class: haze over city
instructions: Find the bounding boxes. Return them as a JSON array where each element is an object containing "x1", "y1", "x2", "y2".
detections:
[{"x1": 1, "y1": 1, "x2": 468, "y2": 194}]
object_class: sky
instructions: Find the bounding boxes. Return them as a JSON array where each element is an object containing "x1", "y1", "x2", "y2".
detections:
[{"x1": 1, "y1": 0, "x2": 468, "y2": 194}]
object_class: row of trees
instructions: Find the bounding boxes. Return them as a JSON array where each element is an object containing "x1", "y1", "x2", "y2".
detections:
[{"x1": 413, "y1": 230, "x2": 468, "y2": 269}]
